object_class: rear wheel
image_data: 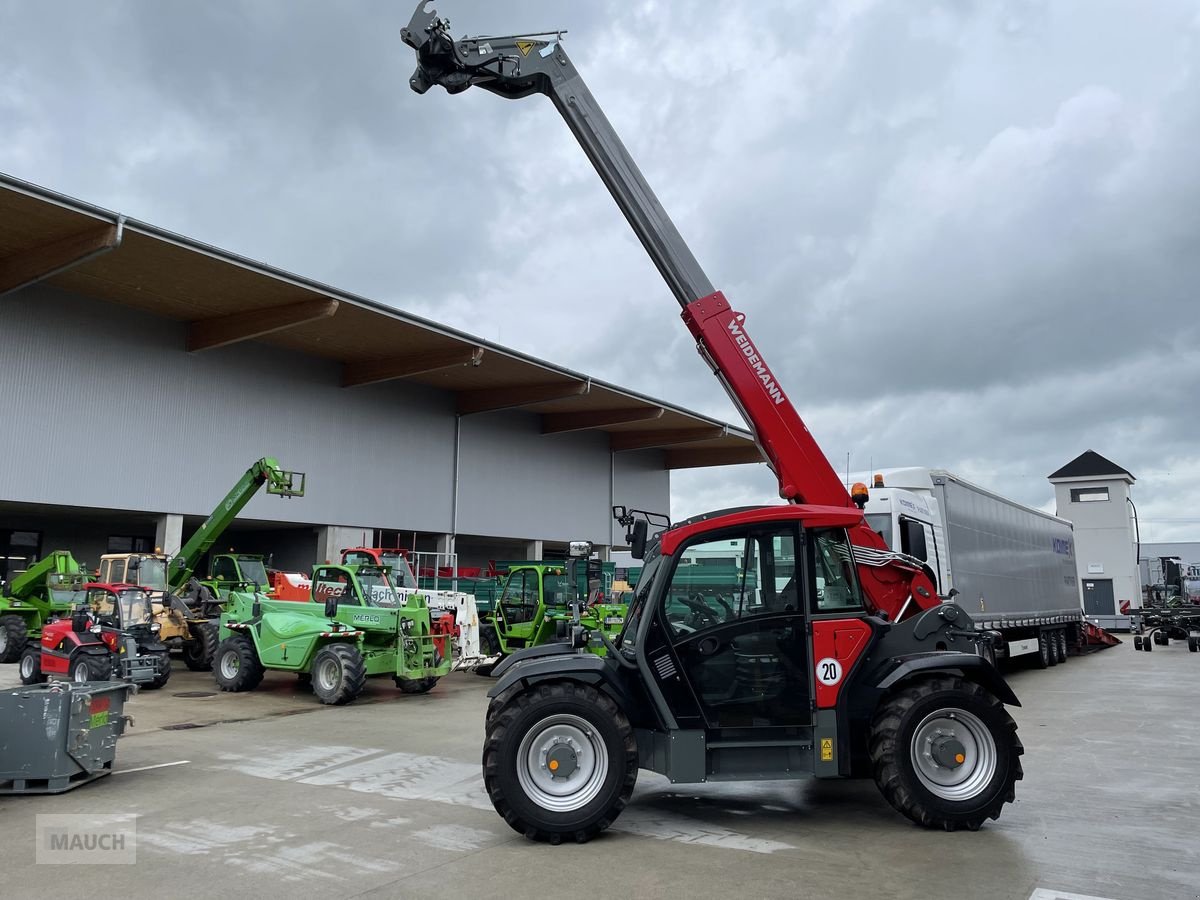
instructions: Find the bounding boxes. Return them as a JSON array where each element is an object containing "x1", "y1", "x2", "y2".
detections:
[
  {"x1": 310, "y1": 644, "x2": 366, "y2": 705},
  {"x1": 71, "y1": 653, "x2": 112, "y2": 683},
  {"x1": 183, "y1": 621, "x2": 219, "y2": 671},
  {"x1": 1035, "y1": 633, "x2": 1051, "y2": 668},
  {"x1": 1054, "y1": 630, "x2": 1067, "y2": 664},
  {"x1": 1187, "y1": 635, "x2": 1198, "y2": 653},
  {"x1": 0, "y1": 614, "x2": 28, "y2": 663},
  {"x1": 145, "y1": 650, "x2": 172, "y2": 689},
  {"x1": 484, "y1": 681, "x2": 638, "y2": 844},
  {"x1": 18, "y1": 647, "x2": 45, "y2": 684},
  {"x1": 480, "y1": 623, "x2": 502, "y2": 656},
  {"x1": 213, "y1": 635, "x2": 264, "y2": 692},
  {"x1": 1134, "y1": 635, "x2": 1144, "y2": 651},
  {"x1": 869, "y1": 675, "x2": 1023, "y2": 831},
  {"x1": 1144, "y1": 633, "x2": 1154, "y2": 652}
]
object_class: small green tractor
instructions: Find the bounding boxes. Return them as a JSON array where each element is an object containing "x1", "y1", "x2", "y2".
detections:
[
  {"x1": 213, "y1": 563, "x2": 451, "y2": 705},
  {"x1": 0, "y1": 551, "x2": 90, "y2": 663}
]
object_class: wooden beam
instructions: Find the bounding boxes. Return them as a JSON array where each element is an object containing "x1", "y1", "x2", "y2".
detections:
[
  {"x1": 666, "y1": 445, "x2": 765, "y2": 469},
  {"x1": 457, "y1": 381, "x2": 588, "y2": 415},
  {"x1": 541, "y1": 406, "x2": 664, "y2": 435},
  {"x1": 610, "y1": 426, "x2": 726, "y2": 452},
  {"x1": 187, "y1": 298, "x2": 339, "y2": 352},
  {"x1": 343, "y1": 346, "x2": 484, "y2": 387},
  {"x1": 0, "y1": 223, "x2": 121, "y2": 296}
]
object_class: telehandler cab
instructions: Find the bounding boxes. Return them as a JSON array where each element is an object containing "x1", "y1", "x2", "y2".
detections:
[{"x1": 404, "y1": 4, "x2": 1023, "y2": 842}]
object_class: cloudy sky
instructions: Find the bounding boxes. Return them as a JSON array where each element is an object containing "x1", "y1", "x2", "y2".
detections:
[{"x1": 3, "y1": 0, "x2": 1198, "y2": 540}]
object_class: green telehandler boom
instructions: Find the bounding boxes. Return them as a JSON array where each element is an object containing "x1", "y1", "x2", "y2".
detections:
[{"x1": 0, "y1": 550, "x2": 90, "y2": 663}]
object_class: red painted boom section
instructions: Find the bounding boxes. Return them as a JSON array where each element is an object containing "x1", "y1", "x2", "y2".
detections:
[{"x1": 683, "y1": 292, "x2": 855, "y2": 507}]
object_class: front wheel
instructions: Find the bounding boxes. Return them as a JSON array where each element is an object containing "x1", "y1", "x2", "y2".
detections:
[
  {"x1": 310, "y1": 644, "x2": 366, "y2": 705},
  {"x1": 71, "y1": 653, "x2": 112, "y2": 683},
  {"x1": 144, "y1": 650, "x2": 172, "y2": 689},
  {"x1": 396, "y1": 675, "x2": 439, "y2": 694},
  {"x1": 213, "y1": 635, "x2": 264, "y2": 692},
  {"x1": 0, "y1": 614, "x2": 28, "y2": 663},
  {"x1": 483, "y1": 681, "x2": 638, "y2": 844},
  {"x1": 869, "y1": 675, "x2": 1023, "y2": 831},
  {"x1": 18, "y1": 647, "x2": 45, "y2": 684}
]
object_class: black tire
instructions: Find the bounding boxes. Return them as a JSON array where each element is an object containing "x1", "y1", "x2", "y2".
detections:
[
  {"x1": 869, "y1": 675, "x2": 1023, "y2": 831},
  {"x1": 1134, "y1": 635, "x2": 1144, "y2": 651},
  {"x1": 1144, "y1": 633, "x2": 1153, "y2": 652},
  {"x1": 480, "y1": 623, "x2": 502, "y2": 656},
  {"x1": 182, "y1": 621, "x2": 219, "y2": 671},
  {"x1": 483, "y1": 681, "x2": 638, "y2": 844},
  {"x1": 310, "y1": 644, "x2": 366, "y2": 705},
  {"x1": 1035, "y1": 632, "x2": 1051, "y2": 668},
  {"x1": 1054, "y1": 630, "x2": 1067, "y2": 664},
  {"x1": 396, "y1": 675, "x2": 439, "y2": 694},
  {"x1": 1187, "y1": 636, "x2": 1198, "y2": 653},
  {"x1": 18, "y1": 647, "x2": 45, "y2": 684},
  {"x1": 71, "y1": 653, "x2": 112, "y2": 683},
  {"x1": 213, "y1": 635, "x2": 264, "y2": 692},
  {"x1": 144, "y1": 650, "x2": 172, "y2": 689},
  {"x1": 0, "y1": 614, "x2": 28, "y2": 663}
]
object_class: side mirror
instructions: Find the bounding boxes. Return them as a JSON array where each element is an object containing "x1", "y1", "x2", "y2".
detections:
[
  {"x1": 324, "y1": 593, "x2": 339, "y2": 619},
  {"x1": 568, "y1": 541, "x2": 592, "y2": 558},
  {"x1": 629, "y1": 519, "x2": 648, "y2": 560}
]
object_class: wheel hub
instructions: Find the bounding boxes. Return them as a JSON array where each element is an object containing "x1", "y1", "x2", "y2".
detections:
[
  {"x1": 930, "y1": 735, "x2": 967, "y2": 769},
  {"x1": 516, "y1": 714, "x2": 608, "y2": 812},
  {"x1": 220, "y1": 652, "x2": 239, "y2": 679}
]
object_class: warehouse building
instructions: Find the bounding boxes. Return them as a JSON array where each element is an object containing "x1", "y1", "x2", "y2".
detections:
[{"x1": 0, "y1": 174, "x2": 760, "y2": 579}]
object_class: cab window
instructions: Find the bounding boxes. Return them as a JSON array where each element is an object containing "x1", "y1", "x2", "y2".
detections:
[
  {"x1": 211, "y1": 557, "x2": 238, "y2": 581},
  {"x1": 500, "y1": 570, "x2": 540, "y2": 623},
  {"x1": 811, "y1": 529, "x2": 865, "y2": 613}
]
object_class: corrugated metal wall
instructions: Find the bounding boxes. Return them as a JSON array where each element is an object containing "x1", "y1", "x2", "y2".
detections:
[{"x1": 0, "y1": 285, "x2": 669, "y2": 546}]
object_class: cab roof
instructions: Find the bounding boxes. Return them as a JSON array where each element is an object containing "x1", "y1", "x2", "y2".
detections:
[{"x1": 661, "y1": 504, "x2": 864, "y2": 556}]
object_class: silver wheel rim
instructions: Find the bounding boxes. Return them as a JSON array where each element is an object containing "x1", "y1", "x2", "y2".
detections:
[
  {"x1": 220, "y1": 650, "x2": 240, "y2": 680},
  {"x1": 516, "y1": 713, "x2": 609, "y2": 813},
  {"x1": 910, "y1": 707, "x2": 997, "y2": 802},
  {"x1": 20, "y1": 654, "x2": 34, "y2": 679},
  {"x1": 0, "y1": 629, "x2": 8, "y2": 655},
  {"x1": 316, "y1": 656, "x2": 341, "y2": 692},
  {"x1": 73, "y1": 660, "x2": 90, "y2": 682}
]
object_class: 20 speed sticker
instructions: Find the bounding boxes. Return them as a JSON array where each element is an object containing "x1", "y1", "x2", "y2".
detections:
[{"x1": 816, "y1": 657, "x2": 843, "y2": 686}]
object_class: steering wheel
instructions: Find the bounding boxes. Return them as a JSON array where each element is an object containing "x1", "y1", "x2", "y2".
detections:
[{"x1": 677, "y1": 594, "x2": 722, "y2": 630}]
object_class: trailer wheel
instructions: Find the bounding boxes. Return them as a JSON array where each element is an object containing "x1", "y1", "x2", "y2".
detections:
[
  {"x1": 1187, "y1": 635, "x2": 1198, "y2": 653},
  {"x1": 484, "y1": 681, "x2": 638, "y2": 844},
  {"x1": 1133, "y1": 635, "x2": 1144, "y2": 651},
  {"x1": 396, "y1": 675, "x2": 439, "y2": 694},
  {"x1": 0, "y1": 614, "x2": 28, "y2": 663},
  {"x1": 214, "y1": 635, "x2": 264, "y2": 692},
  {"x1": 310, "y1": 644, "x2": 366, "y2": 705},
  {"x1": 71, "y1": 653, "x2": 112, "y2": 683},
  {"x1": 18, "y1": 647, "x2": 45, "y2": 684},
  {"x1": 144, "y1": 651, "x2": 172, "y2": 689},
  {"x1": 1054, "y1": 630, "x2": 1067, "y2": 664},
  {"x1": 1035, "y1": 633, "x2": 1051, "y2": 668},
  {"x1": 870, "y1": 675, "x2": 1023, "y2": 831},
  {"x1": 1144, "y1": 633, "x2": 1153, "y2": 652},
  {"x1": 183, "y1": 621, "x2": 219, "y2": 671}
]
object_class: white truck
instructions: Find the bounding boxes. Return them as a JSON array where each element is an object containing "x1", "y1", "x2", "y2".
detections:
[{"x1": 858, "y1": 467, "x2": 1084, "y2": 667}]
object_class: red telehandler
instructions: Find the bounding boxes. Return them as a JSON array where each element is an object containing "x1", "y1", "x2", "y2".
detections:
[{"x1": 402, "y1": 4, "x2": 1022, "y2": 842}]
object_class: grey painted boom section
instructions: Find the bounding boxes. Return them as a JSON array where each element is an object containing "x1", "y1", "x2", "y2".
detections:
[{"x1": 0, "y1": 285, "x2": 668, "y2": 545}]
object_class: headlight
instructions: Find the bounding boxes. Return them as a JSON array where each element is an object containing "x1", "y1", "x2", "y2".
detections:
[
  {"x1": 90, "y1": 624, "x2": 103, "y2": 634},
  {"x1": 150, "y1": 623, "x2": 161, "y2": 632}
]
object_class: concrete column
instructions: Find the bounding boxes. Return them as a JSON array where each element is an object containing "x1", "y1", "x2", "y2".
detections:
[
  {"x1": 525, "y1": 539, "x2": 543, "y2": 561},
  {"x1": 155, "y1": 514, "x2": 184, "y2": 557},
  {"x1": 315, "y1": 526, "x2": 368, "y2": 565},
  {"x1": 436, "y1": 533, "x2": 455, "y2": 556}
]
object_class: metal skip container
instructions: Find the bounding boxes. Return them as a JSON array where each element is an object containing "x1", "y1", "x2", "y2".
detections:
[{"x1": 0, "y1": 681, "x2": 136, "y2": 794}]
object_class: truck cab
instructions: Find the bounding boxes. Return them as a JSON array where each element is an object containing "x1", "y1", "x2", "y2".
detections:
[{"x1": 857, "y1": 468, "x2": 949, "y2": 595}]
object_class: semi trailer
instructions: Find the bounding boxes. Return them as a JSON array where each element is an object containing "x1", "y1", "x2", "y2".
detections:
[{"x1": 858, "y1": 468, "x2": 1087, "y2": 666}]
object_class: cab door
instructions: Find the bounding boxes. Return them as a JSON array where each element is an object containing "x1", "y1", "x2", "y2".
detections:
[
  {"x1": 496, "y1": 569, "x2": 543, "y2": 647},
  {"x1": 652, "y1": 522, "x2": 812, "y2": 730}
]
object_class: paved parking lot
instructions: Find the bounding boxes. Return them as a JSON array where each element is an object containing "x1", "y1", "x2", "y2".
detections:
[{"x1": 2, "y1": 641, "x2": 1198, "y2": 900}]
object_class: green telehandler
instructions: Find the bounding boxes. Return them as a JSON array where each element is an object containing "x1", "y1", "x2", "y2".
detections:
[
  {"x1": 0, "y1": 550, "x2": 91, "y2": 663},
  {"x1": 213, "y1": 562, "x2": 451, "y2": 705},
  {"x1": 98, "y1": 457, "x2": 304, "y2": 670},
  {"x1": 478, "y1": 543, "x2": 626, "y2": 666}
]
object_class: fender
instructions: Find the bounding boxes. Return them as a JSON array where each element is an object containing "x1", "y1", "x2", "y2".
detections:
[
  {"x1": 877, "y1": 651, "x2": 1021, "y2": 707},
  {"x1": 487, "y1": 650, "x2": 635, "y2": 712},
  {"x1": 490, "y1": 641, "x2": 572, "y2": 680}
]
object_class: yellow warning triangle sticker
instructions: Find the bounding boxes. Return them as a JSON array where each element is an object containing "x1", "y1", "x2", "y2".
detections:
[{"x1": 516, "y1": 40, "x2": 536, "y2": 57}]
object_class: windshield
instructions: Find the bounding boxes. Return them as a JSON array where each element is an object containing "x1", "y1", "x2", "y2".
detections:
[
  {"x1": 617, "y1": 554, "x2": 661, "y2": 647},
  {"x1": 543, "y1": 573, "x2": 572, "y2": 606},
  {"x1": 865, "y1": 513, "x2": 892, "y2": 548},
  {"x1": 239, "y1": 558, "x2": 269, "y2": 588},
  {"x1": 117, "y1": 589, "x2": 153, "y2": 625},
  {"x1": 48, "y1": 574, "x2": 87, "y2": 606},
  {"x1": 380, "y1": 553, "x2": 418, "y2": 589},
  {"x1": 356, "y1": 570, "x2": 401, "y2": 608},
  {"x1": 137, "y1": 557, "x2": 168, "y2": 591}
]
